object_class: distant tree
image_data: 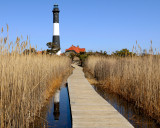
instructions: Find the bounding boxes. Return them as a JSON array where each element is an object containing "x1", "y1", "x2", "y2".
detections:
[
  {"x1": 30, "y1": 48, "x2": 36, "y2": 53},
  {"x1": 23, "y1": 49, "x2": 30, "y2": 55},
  {"x1": 23, "y1": 48, "x2": 36, "y2": 55},
  {"x1": 46, "y1": 42, "x2": 60, "y2": 54},
  {"x1": 103, "y1": 51, "x2": 107, "y2": 55},
  {"x1": 76, "y1": 52, "x2": 88, "y2": 66},
  {"x1": 112, "y1": 49, "x2": 134, "y2": 57},
  {"x1": 142, "y1": 49, "x2": 148, "y2": 56},
  {"x1": 90, "y1": 50, "x2": 108, "y2": 56},
  {"x1": 87, "y1": 50, "x2": 94, "y2": 56},
  {"x1": 42, "y1": 50, "x2": 47, "y2": 54},
  {"x1": 46, "y1": 42, "x2": 52, "y2": 49}
]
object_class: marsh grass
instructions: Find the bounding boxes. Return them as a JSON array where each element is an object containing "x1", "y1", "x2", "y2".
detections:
[
  {"x1": 85, "y1": 53, "x2": 160, "y2": 123},
  {"x1": 0, "y1": 26, "x2": 71, "y2": 127}
]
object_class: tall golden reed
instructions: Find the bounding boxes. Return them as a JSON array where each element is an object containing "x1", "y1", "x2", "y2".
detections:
[
  {"x1": 85, "y1": 55, "x2": 160, "y2": 123},
  {"x1": 0, "y1": 26, "x2": 71, "y2": 127}
]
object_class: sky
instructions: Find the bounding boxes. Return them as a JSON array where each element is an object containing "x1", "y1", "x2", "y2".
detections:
[{"x1": 0, "y1": 0, "x2": 160, "y2": 53}]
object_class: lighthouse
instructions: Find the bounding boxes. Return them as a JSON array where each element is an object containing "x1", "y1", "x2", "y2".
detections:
[{"x1": 52, "y1": 4, "x2": 61, "y2": 55}]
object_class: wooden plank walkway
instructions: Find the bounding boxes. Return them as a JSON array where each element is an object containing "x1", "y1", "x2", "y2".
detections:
[{"x1": 67, "y1": 64, "x2": 133, "y2": 128}]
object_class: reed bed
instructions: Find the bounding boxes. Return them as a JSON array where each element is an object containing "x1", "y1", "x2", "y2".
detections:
[
  {"x1": 85, "y1": 55, "x2": 160, "y2": 123},
  {"x1": 0, "y1": 26, "x2": 71, "y2": 127}
]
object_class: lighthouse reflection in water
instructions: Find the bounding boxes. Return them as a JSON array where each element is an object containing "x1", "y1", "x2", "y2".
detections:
[
  {"x1": 53, "y1": 88, "x2": 60, "y2": 120},
  {"x1": 45, "y1": 84, "x2": 72, "y2": 128}
]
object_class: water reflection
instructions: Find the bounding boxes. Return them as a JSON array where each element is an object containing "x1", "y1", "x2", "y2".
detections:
[
  {"x1": 93, "y1": 85, "x2": 160, "y2": 128},
  {"x1": 53, "y1": 89, "x2": 60, "y2": 120},
  {"x1": 45, "y1": 83, "x2": 72, "y2": 128},
  {"x1": 31, "y1": 84, "x2": 72, "y2": 128}
]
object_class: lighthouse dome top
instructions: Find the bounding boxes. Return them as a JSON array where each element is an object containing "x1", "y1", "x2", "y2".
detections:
[
  {"x1": 54, "y1": 4, "x2": 59, "y2": 8},
  {"x1": 53, "y1": 4, "x2": 60, "y2": 12}
]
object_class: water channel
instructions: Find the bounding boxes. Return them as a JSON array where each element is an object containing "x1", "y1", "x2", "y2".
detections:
[
  {"x1": 92, "y1": 85, "x2": 160, "y2": 128},
  {"x1": 32, "y1": 83, "x2": 72, "y2": 128},
  {"x1": 46, "y1": 84, "x2": 71, "y2": 128},
  {"x1": 32, "y1": 82, "x2": 160, "y2": 128}
]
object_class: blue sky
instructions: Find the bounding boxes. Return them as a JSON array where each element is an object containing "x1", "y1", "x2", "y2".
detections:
[{"x1": 0, "y1": 0, "x2": 160, "y2": 53}]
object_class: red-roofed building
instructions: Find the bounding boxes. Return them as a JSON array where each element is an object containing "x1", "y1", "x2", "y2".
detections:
[
  {"x1": 65, "y1": 45, "x2": 86, "y2": 55},
  {"x1": 37, "y1": 51, "x2": 42, "y2": 54}
]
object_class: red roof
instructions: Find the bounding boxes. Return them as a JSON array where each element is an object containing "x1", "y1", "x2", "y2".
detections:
[
  {"x1": 37, "y1": 51, "x2": 42, "y2": 54},
  {"x1": 65, "y1": 45, "x2": 86, "y2": 53}
]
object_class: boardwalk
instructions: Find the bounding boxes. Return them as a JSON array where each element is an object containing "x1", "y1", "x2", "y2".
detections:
[{"x1": 67, "y1": 64, "x2": 133, "y2": 128}]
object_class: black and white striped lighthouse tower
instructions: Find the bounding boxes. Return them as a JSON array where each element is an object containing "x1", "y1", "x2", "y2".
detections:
[{"x1": 52, "y1": 4, "x2": 61, "y2": 55}]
